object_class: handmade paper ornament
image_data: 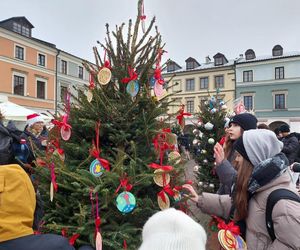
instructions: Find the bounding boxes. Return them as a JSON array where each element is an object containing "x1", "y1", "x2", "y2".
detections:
[
  {"x1": 61, "y1": 126, "x2": 71, "y2": 141},
  {"x1": 149, "y1": 76, "x2": 156, "y2": 87},
  {"x1": 168, "y1": 151, "x2": 181, "y2": 164},
  {"x1": 116, "y1": 191, "x2": 136, "y2": 213},
  {"x1": 153, "y1": 169, "x2": 170, "y2": 187},
  {"x1": 154, "y1": 81, "x2": 166, "y2": 98},
  {"x1": 97, "y1": 67, "x2": 111, "y2": 85},
  {"x1": 89, "y1": 159, "x2": 105, "y2": 177},
  {"x1": 157, "y1": 192, "x2": 170, "y2": 210},
  {"x1": 173, "y1": 190, "x2": 181, "y2": 202},
  {"x1": 218, "y1": 229, "x2": 236, "y2": 250},
  {"x1": 87, "y1": 89, "x2": 93, "y2": 103},
  {"x1": 165, "y1": 133, "x2": 177, "y2": 146},
  {"x1": 204, "y1": 122, "x2": 214, "y2": 130},
  {"x1": 208, "y1": 138, "x2": 215, "y2": 144},
  {"x1": 126, "y1": 80, "x2": 139, "y2": 97}
]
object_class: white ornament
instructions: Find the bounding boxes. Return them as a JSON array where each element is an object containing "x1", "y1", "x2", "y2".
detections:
[
  {"x1": 210, "y1": 108, "x2": 217, "y2": 113},
  {"x1": 201, "y1": 149, "x2": 207, "y2": 154},
  {"x1": 192, "y1": 139, "x2": 199, "y2": 145},
  {"x1": 197, "y1": 121, "x2": 203, "y2": 126},
  {"x1": 219, "y1": 101, "x2": 225, "y2": 106},
  {"x1": 204, "y1": 122, "x2": 214, "y2": 130},
  {"x1": 203, "y1": 159, "x2": 208, "y2": 164},
  {"x1": 209, "y1": 183, "x2": 215, "y2": 189},
  {"x1": 193, "y1": 129, "x2": 200, "y2": 135},
  {"x1": 198, "y1": 181, "x2": 203, "y2": 187},
  {"x1": 193, "y1": 165, "x2": 199, "y2": 172},
  {"x1": 203, "y1": 183, "x2": 208, "y2": 188},
  {"x1": 221, "y1": 104, "x2": 227, "y2": 110},
  {"x1": 208, "y1": 138, "x2": 215, "y2": 144}
]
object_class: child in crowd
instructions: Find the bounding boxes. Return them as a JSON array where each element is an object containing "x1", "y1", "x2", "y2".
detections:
[{"x1": 139, "y1": 208, "x2": 207, "y2": 250}]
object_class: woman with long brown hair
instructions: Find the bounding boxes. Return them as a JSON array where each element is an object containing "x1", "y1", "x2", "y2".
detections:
[
  {"x1": 184, "y1": 129, "x2": 300, "y2": 249},
  {"x1": 214, "y1": 113, "x2": 257, "y2": 194}
]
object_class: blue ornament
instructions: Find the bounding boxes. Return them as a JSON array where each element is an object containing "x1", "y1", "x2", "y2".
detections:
[
  {"x1": 219, "y1": 100, "x2": 225, "y2": 106},
  {"x1": 126, "y1": 80, "x2": 139, "y2": 97},
  {"x1": 149, "y1": 76, "x2": 156, "y2": 87},
  {"x1": 116, "y1": 191, "x2": 136, "y2": 213},
  {"x1": 89, "y1": 159, "x2": 105, "y2": 177}
]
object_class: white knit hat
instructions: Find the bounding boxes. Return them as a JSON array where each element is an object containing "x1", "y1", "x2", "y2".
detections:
[
  {"x1": 139, "y1": 208, "x2": 207, "y2": 250},
  {"x1": 26, "y1": 113, "x2": 44, "y2": 127}
]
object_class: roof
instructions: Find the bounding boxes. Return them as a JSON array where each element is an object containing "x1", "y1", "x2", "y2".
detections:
[
  {"x1": 236, "y1": 51, "x2": 300, "y2": 65},
  {"x1": 162, "y1": 59, "x2": 235, "y2": 74},
  {"x1": 0, "y1": 16, "x2": 34, "y2": 28}
]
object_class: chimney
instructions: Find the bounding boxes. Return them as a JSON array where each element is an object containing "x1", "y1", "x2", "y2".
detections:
[{"x1": 205, "y1": 56, "x2": 211, "y2": 64}]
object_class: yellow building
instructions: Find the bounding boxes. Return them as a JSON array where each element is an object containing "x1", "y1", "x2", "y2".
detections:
[{"x1": 163, "y1": 54, "x2": 236, "y2": 123}]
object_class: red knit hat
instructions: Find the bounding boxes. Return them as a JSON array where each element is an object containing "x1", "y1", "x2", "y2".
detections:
[{"x1": 26, "y1": 113, "x2": 44, "y2": 127}]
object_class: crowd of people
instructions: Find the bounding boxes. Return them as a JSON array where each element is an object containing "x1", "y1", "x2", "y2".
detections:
[{"x1": 1, "y1": 109, "x2": 300, "y2": 249}]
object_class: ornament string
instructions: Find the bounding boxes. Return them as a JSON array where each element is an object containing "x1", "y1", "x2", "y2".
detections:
[
  {"x1": 115, "y1": 175, "x2": 133, "y2": 194},
  {"x1": 90, "y1": 189, "x2": 102, "y2": 250},
  {"x1": 154, "y1": 49, "x2": 165, "y2": 85},
  {"x1": 90, "y1": 122, "x2": 110, "y2": 171},
  {"x1": 121, "y1": 67, "x2": 138, "y2": 84}
]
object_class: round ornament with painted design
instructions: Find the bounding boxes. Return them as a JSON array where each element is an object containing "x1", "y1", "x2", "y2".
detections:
[
  {"x1": 61, "y1": 126, "x2": 71, "y2": 141},
  {"x1": 97, "y1": 67, "x2": 111, "y2": 85},
  {"x1": 89, "y1": 159, "x2": 105, "y2": 177},
  {"x1": 168, "y1": 151, "x2": 181, "y2": 164},
  {"x1": 126, "y1": 80, "x2": 139, "y2": 97},
  {"x1": 154, "y1": 81, "x2": 166, "y2": 98},
  {"x1": 157, "y1": 192, "x2": 170, "y2": 210},
  {"x1": 153, "y1": 169, "x2": 170, "y2": 187},
  {"x1": 116, "y1": 191, "x2": 136, "y2": 213}
]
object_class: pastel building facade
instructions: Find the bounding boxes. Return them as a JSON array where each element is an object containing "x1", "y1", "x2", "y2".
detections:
[
  {"x1": 163, "y1": 54, "x2": 235, "y2": 124},
  {"x1": 236, "y1": 45, "x2": 300, "y2": 131}
]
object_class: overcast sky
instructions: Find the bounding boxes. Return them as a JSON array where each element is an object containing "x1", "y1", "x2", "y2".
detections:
[{"x1": 1, "y1": 0, "x2": 300, "y2": 65}]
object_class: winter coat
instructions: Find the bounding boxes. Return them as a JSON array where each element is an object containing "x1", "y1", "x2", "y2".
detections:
[
  {"x1": 281, "y1": 134, "x2": 299, "y2": 165},
  {"x1": 215, "y1": 149, "x2": 237, "y2": 195},
  {"x1": 0, "y1": 164, "x2": 35, "y2": 242},
  {"x1": 197, "y1": 159, "x2": 300, "y2": 249}
]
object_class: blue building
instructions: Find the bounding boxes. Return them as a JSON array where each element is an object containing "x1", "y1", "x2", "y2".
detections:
[{"x1": 236, "y1": 45, "x2": 300, "y2": 131}]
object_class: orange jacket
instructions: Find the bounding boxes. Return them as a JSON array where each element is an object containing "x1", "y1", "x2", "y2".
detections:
[{"x1": 0, "y1": 164, "x2": 35, "y2": 242}]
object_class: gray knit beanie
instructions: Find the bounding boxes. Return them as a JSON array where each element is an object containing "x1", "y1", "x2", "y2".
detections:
[
  {"x1": 139, "y1": 208, "x2": 207, "y2": 250},
  {"x1": 242, "y1": 129, "x2": 283, "y2": 167}
]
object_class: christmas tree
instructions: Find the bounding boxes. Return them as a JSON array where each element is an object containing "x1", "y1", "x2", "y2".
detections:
[
  {"x1": 35, "y1": 1, "x2": 185, "y2": 249},
  {"x1": 191, "y1": 92, "x2": 228, "y2": 193}
]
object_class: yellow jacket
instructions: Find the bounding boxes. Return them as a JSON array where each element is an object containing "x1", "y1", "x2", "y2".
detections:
[{"x1": 0, "y1": 164, "x2": 35, "y2": 242}]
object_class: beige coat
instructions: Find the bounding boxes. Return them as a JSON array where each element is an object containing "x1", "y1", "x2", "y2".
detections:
[{"x1": 197, "y1": 170, "x2": 300, "y2": 250}]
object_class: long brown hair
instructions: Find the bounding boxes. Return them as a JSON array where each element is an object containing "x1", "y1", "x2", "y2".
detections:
[
  {"x1": 234, "y1": 157, "x2": 253, "y2": 221},
  {"x1": 0, "y1": 111, "x2": 4, "y2": 122}
]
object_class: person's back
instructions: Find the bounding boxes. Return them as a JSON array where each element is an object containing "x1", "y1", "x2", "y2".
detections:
[{"x1": 139, "y1": 208, "x2": 207, "y2": 250}]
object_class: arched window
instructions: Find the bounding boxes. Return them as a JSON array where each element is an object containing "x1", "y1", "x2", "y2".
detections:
[
  {"x1": 272, "y1": 45, "x2": 283, "y2": 56},
  {"x1": 245, "y1": 49, "x2": 256, "y2": 60}
]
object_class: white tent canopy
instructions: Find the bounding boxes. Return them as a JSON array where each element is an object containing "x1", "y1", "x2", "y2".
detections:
[{"x1": 0, "y1": 101, "x2": 52, "y2": 122}]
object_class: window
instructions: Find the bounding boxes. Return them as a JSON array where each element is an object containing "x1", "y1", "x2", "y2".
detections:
[
  {"x1": 200, "y1": 77, "x2": 209, "y2": 89},
  {"x1": 275, "y1": 94, "x2": 285, "y2": 109},
  {"x1": 60, "y1": 86, "x2": 68, "y2": 102},
  {"x1": 275, "y1": 67, "x2": 284, "y2": 79},
  {"x1": 215, "y1": 75, "x2": 224, "y2": 88},
  {"x1": 186, "y1": 61, "x2": 195, "y2": 70},
  {"x1": 61, "y1": 60, "x2": 67, "y2": 74},
  {"x1": 272, "y1": 45, "x2": 283, "y2": 56},
  {"x1": 243, "y1": 96, "x2": 253, "y2": 110},
  {"x1": 13, "y1": 22, "x2": 30, "y2": 37},
  {"x1": 78, "y1": 66, "x2": 83, "y2": 79},
  {"x1": 37, "y1": 80, "x2": 46, "y2": 99},
  {"x1": 243, "y1": 70, "x2": 253, "y2": 82},
  {"x1": 15, "y1": 45, "x2": 24, "y2": 60},
  {"x1": 245, "y1": 49, "x2": 256, "y2": 60},
  {"x1": 38, "y1": 53, "x2": 46, "y2": 67},
  {"x1": 13, "y1": 75, "x2": 25, "y2": 96},
  {"x1": 13, "y1": 22, "x2": 22, "y2": 33},
  {"x1": 186, "y1": 79, "x2": 195, "y2": 91},
  {"x1": 167, "y1": 64, "x2": 175, "y2": 72},
  {"x1": 186, "y1": 100, "x2": 194, "y2": 113},
  {"x1": 215, "y1": 57, "x2": 223, "y2": 66}
]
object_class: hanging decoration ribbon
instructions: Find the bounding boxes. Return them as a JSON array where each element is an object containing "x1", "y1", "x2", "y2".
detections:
[
  {"x1": 89, "y1": 72, "x2": 96, "y2": 90},
  {"x1": 99, "y1": 49, "x2": 112, "y2": 70},
  {"x1": 148, "y1": 163, "x2": 173, "y2": 172},
  {"x1": 90, "y1": 189, "x2": 102, "y2": 250},
  {"x1": 154, "y1": 49, "x2": 165, "y2": 85},
  {"x1": 121, "y1": 67, "x2": 138, "y2": 84},
  {"x1": 61, "y1": 228, "x2": 80, "y2": 246},
  {"x1": 176, "y1": 105, "x2": 192, "y2": 127},
  {"x1": 157, "y1": 184, "x2": 175, "y2": 203},
  {"x1": 123, "y1": 239, "x2": 127, "y2": 249},
  {"x1": 49, "y1": 163, "x2": 57, "y2": 202},
  {"x1": 90, "y1": 122, "x2": 110, "y2": 171},
  {"x1": 115, "y1": 175, "x2": 133, "y2": 194},
  {"x1": 139, "y1": 0, "x2": 146, "y2": 33},
  {"x1": 51, "y1": 139, "x2": 65, "y2": 156}
]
